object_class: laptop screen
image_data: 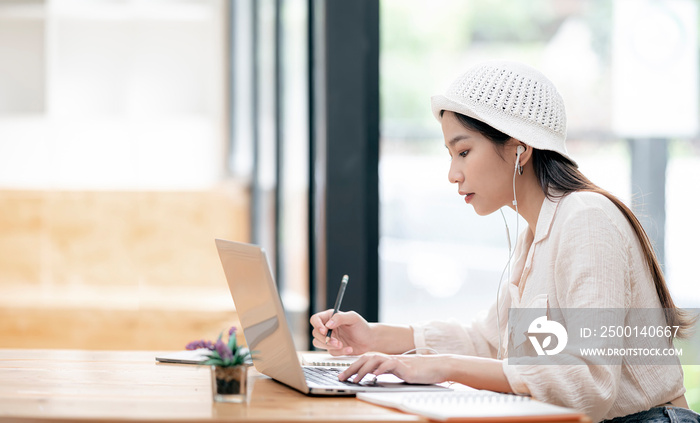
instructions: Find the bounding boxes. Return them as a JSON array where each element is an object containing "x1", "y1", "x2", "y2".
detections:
[{"x1": 215, "y1": 239, "x2": 309, "y2": 393}]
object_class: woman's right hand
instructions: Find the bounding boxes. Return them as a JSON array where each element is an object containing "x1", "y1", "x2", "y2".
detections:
[{"x1": 310, "y1": 309, "x2": 375, "y2": 356}]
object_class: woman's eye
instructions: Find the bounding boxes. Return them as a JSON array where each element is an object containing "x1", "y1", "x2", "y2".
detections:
[{"x1": 458, "y1": 150, "x2": 469, "y2": 158}]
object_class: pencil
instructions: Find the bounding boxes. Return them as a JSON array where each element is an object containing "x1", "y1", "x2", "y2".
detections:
[{"x1": 325, "y1": 274, "x2": 349, "y2": 344}]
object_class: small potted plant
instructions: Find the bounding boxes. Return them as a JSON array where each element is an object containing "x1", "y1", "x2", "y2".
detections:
[{"x1": 186, "y1": 326, "x2": 251, "y2": 403}]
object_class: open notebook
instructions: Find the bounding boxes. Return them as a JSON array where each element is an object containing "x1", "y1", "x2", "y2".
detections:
[{"x1": 357, "y1": 390, "x2": 585, "y2": 422}]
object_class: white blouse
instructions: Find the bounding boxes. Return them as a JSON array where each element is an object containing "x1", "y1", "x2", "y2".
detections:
[{"x1": 411, "y1": 191, "x2": 685, "y2": 422}]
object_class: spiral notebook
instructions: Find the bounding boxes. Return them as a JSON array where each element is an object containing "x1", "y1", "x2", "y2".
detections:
[
  {"x1": 301, "y1": 353, "x2": 358, "y2": 367},
  {"x1": 356, "y1": 390, "x2": 585, "y2": 422}
]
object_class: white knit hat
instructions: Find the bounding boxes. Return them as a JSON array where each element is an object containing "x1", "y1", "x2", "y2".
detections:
[{"x1": 431, "y1": 61, "x2": 576, "y2": 166}]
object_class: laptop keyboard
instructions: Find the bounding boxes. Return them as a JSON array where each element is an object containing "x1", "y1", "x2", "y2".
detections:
[{"x1": 303, "y1": 366, "x2": 357, "y2": 387}]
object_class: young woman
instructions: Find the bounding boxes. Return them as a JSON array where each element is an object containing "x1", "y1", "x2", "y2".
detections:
[{"x1": 309, "y1": 61, "x2": 698, "y2": 422}]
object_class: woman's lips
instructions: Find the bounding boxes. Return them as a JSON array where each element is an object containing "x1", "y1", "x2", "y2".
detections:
[{"x1": 464, "y1": 193, "x2": 475, "y2": 204}]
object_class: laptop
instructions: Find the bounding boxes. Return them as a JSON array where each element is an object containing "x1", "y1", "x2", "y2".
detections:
[{"x1": 214, "y1": 239, "x2": 449, "y2": 396}]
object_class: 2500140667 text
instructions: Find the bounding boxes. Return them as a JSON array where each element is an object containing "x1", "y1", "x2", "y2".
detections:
[{"x1": 579, "y1": 326, "x2": 680, "y2": 339}]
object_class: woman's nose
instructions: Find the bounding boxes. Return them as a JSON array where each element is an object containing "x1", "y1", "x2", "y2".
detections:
[{"x1": 448, "y1": 162, "x2": 463, "y2": 184}]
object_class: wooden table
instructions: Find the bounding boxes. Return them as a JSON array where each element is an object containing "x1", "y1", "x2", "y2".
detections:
[
  {"x1": 0, "y1": 349, "x2": 590, "y2": 423},
  {"x1": 0, "y1": 349, "x2": 423, "y2": 422}
]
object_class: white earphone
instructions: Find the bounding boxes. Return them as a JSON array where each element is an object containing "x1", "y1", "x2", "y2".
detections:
[{"x1": 515, "y1": 145, "x2": 525, "y2": 175}]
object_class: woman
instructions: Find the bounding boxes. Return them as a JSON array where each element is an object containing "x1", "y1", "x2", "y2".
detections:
[{"x1": 309, "y1": 61, "x2": 698, "y2": 422}]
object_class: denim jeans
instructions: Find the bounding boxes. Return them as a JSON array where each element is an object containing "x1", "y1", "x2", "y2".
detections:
[{"x1": 602, "y1": 406, "x2": 700, "y2": 423}]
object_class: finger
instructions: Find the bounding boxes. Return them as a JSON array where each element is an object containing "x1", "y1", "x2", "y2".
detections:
[
  {"x1": 324, "y1": 334, "x2": 343, "y2": 352},
  {"x1": 311, "y1": 338, "x2": 329, "y2": 351},
  {"x1": 340, "y1": 354, "x2": 383, "y2": 383},
  {"x1": 325, "y1": 338, "x2": 342, "y2": 349},
  {"x1": 351, "y1": 358, "x2": 383, "y2": 384},
  {"x1": 312, "y1": 337, "x2": 342, "y2": 351},
  {"x1": 324, "y1": 310, "x2": 357, "y2": 330},
  {"x1": 312, "y1": 338, "x2": 349, "y2": 355},
  {"x1": 309, "y1": 310, "x2": 335, "y2": 334},
  {"x1": 373, "y1": 358, "x2": 401, "y2": 379},
  {"x1": 311, "y1": 326, "x2": 329, "y2": 343},
  {"x1": 339, "y1": 356, "x2": 367, "y2": 381}
]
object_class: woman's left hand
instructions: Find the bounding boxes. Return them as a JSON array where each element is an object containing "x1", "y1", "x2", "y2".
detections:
[{"x1": 338, "y1": 353, "x2": 449, "y2": 385}]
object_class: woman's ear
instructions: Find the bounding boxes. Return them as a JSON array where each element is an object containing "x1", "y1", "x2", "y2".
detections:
[{"x1": 515, "y1": 141, "x2": 533, "y2": 167}]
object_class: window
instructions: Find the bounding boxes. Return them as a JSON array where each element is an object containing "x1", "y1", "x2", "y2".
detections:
[
  {"x1": 0, "y1": 0, "x2": 241, "y2": 348},
  {"x1": 379, "y1": 0, "x2": 700, "y2": 319}
]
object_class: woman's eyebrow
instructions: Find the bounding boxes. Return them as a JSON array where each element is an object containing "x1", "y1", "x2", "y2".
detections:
[{"x1": 445, "y1": 135, "x2": 471, "y2": 148}]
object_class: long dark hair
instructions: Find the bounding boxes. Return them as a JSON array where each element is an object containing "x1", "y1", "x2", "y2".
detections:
[{"x1": 443, "y1": 110, "x2": 694, "y2": 338}]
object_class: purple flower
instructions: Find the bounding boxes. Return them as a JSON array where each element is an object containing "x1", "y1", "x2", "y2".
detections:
[
  {"x1": 185, "y1": 339, "x2": 214, "y2": 350},
  {"x1": 215, "y1": 339, "x2": 233, "y2": 361},
  {"x1": 185, "y1": 326, "x2": 249, "y2": 366}
]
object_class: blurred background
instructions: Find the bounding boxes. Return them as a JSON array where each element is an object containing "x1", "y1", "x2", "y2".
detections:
[{"x1": 0, "y1": 0, "x2": 698, "y2": 408}]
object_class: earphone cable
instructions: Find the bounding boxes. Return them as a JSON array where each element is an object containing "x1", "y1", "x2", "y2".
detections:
[{"x1": 495, "y1": 159, "x2": 520, "y2": 360}]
